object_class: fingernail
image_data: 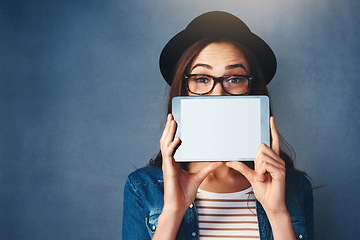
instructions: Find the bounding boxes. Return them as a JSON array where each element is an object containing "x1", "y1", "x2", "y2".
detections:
[{"x1": 257, "y1": 174, "x2": 264, "y2": 182}]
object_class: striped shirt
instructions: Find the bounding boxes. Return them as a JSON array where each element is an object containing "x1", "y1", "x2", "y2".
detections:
[{"x1": 195, "y1": 187, "x2": 259, "y2": 240}]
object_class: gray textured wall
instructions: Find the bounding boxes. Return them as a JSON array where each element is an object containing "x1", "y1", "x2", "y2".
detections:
[{"x1": 1, "y1": 0, "x2": 359, "y2": 239}]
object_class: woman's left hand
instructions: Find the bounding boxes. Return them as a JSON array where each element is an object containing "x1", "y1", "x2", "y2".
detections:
[{"x1": 226, "y1": 116, "x2": 287, "y2": 216}]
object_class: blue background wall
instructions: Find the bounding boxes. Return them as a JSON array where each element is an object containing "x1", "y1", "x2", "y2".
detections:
[{"x1": 1, "y1": 0, "x2": 359, "y2": 239}]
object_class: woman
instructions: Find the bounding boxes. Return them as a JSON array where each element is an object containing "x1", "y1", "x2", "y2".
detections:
[{"x1": 122, "y1": 11, "x2": 313, "y2": 240}]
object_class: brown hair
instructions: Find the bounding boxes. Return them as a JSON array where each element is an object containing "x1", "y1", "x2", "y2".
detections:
[{"x1": 149, "y1": 38, "x2": 296, "y2": 169}]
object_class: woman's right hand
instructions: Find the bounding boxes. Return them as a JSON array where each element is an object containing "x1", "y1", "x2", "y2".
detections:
[
  {"x1": 160, "y1": 113, "x2": 223, "y2": 214},
  {"x1": 153, "y1": 114, "x2": 223, "y2": 239}
]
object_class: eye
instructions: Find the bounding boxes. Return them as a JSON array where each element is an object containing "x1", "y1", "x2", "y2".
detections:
[
  {"x1": 191, "y1": 75, "x2": 212, "y2": 84},
  {"x1": 226, "y1": 76, "x2": 247, "y2": 84}
]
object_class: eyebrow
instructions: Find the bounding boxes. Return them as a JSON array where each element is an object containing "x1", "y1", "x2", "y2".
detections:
[
  {"x1": 226, "y1": 64, "x2": 246, "y2": 71},
  {"x1": 191, "y1": 63, "x2": 212, "y2": 71},
  {"x1": 191, "y1": 63, "x2": 247, "y2": 72}
]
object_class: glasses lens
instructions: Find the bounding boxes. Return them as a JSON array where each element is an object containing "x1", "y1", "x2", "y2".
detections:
[
  {"x1": 223, "y1": 76, "x2": 249, "y2": 95},
  {"x1": 188, "y1": 75, "x2": 214, "y2": 94}
]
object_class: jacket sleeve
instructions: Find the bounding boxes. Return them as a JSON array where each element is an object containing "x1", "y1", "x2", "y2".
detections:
[
  {"x1": 122, "y1": 177, "x2": 151, "y2": 240},
  {"x1": 302, "y1": 176, "x2": 314, "y2": 240}
]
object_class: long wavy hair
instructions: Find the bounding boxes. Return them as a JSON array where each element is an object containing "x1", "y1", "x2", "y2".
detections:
[{"x1": 149, "y1": 38, "x2": 297, "y2": 170}]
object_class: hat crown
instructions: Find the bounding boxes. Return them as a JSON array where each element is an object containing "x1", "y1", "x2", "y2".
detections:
[{"x1": 186, "y1": 11, "x2": 251, "y2": 35}]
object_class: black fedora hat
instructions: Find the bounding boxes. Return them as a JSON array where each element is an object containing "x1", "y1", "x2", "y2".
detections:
[{"x1": 159, "y1": 11, "x2": 277, "y2": 86}]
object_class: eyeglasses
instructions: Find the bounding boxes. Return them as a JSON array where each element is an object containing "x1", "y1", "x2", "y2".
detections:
[{"x1": 184, "y1": 74, "x2": 253, "y2": 96}]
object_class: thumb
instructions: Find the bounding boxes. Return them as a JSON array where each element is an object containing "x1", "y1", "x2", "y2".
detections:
[
  {"x1": 226, "y1": 161, "x2": 259, "y2": 185},
  {"x1": 192, "y1": 162, "x2": 224, "y2": 187}
]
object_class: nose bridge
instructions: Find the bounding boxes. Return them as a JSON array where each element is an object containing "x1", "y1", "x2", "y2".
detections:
[
  {"x1": 213, "y1": 76, "x2": 224, "y2": 85},
  {"x1": 211, "y1": 80, "x2": 226, "y2": 95}
]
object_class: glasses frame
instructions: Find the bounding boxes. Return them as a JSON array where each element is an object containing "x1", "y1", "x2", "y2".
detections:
[{"x1": 183, "y1": 74, "x2": 253, "y2": 96}]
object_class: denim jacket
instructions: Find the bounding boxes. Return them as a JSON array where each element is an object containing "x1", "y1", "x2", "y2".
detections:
[{"x1": 122, "y1": 165, "x2": 314, "y2": 240}]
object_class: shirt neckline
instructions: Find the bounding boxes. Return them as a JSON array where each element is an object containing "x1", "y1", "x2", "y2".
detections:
[{"x1": 197, "y1": 186, "x2": 253, "y2": 197}]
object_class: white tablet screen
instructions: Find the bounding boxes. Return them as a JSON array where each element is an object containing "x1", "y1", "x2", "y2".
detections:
[{"x1": 172, "y1": 96, "x2": 269, "y2": 162}]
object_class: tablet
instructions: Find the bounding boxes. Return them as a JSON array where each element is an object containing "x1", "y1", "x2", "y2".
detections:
[{"x1": 172, "y1": 96, "x2": 270, "y2": 162}]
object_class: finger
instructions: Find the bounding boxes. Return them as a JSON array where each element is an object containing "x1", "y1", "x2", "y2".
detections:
[
  {"x1": 162, "y1": 136, "x2": 181, "y2": 161},
  {"x1": 257, "y1": 143, "x2": 285, "y2": 166},
  {"x1": 254, "y1": 143, "x2": 281, "y2": 175},
  {"x1": 163, "y1": 119, "x2": 177, "y2": 149},
  {"x1": 255, "y1": 152, "x2": 285, "y2": 181},
  {"x1": 226, "y1": 161, "x2": 257, "y2": 184},
  {"x1": 259, "y1": 152, "x2": 284, "y2": 169},
  {"x1": 256, "y1": 160, "x2": 286, "y2": 181},
  {"x1": 192, "y1": 162, "x2": 224, "y2": 187},
  {"x1": 270, "y1": 116, "x2": 280, "y2": 155},
  {"x1": 167, "y1": 137, "x2": 181, "y2": 156},
  {"x1": 160, "y1": 114, "x2": 173, "y2": 145},
  {"x1": 254, "y1": 144, "x2": 264, "y2": 172},
  {"x1": 162, "y1": 137, "x2": 181, "y2": 170},
  {"x1": 254, "y1": 149, "x2": 266, "y2": 181}
]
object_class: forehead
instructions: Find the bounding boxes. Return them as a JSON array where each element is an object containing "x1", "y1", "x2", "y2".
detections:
[{"x1": 191, "y1": 42, "x2": 250, "y2": 71}]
